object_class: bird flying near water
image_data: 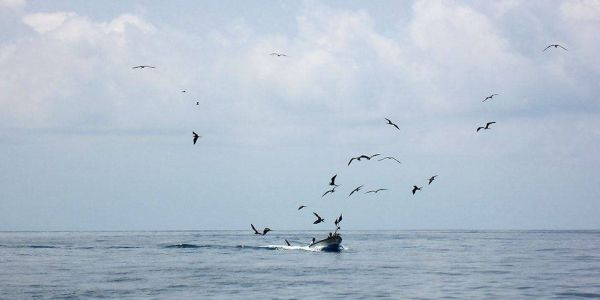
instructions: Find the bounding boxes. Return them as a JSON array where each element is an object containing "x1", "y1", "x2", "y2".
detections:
[
  {"x1": 322, "y1": 187, "x2": 336, "y2": 197},
  {"x1": 313, "y1": 212, "x2": 325, "y2": 224},
  {"x1": 365, "y1": 188, "x2": 388, "y2": 194},
  {"x1": 132, "y1": 65, "x2": 156, "y2": 69},
  {"x1": 412, "y1": 186, "x2": 422, "y2": 195},
  {"x1": 269, "y1": 52, "x2": 287, "y2": 57},
  {"x1": 378, "y1": 156, "x2": 401, "y2": 164},
  {"x1": 483, "y1": 94, "x2": 499, "y2": 102},
  {"x1": 476, "y1": 122, "x2": 496, "y2": 132},
  {"x1": 428, "y1": 175, "x2": 438, "y2": 185},
  {"x1": 348, "y1": 154, "x2": 380, "y2": 166},
  {"x1": 385, "y1": 118, "x2": 400, "y2": 130},
  {"x1": 251, "y1": 224, "x2": 271, "y2": 236},
  {"x1": 329, "y1": 174, "x2": 339, "y2": 187},
  {"x1": 298, "y1": 205, "x2": 307, "y2": 210},
  {"x1": 348, "y1": 185, "x2": 364, "y2": 197},
  {"x1": 543, "y1": 44, "x2": 568, "y2": 51},
  {"x1": 193, "y1": 131, "x2": 201, "y2": 144}
]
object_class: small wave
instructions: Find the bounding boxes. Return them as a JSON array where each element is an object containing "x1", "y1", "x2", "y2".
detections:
[
  {"x1": 164, "y1": 243, "x2": 213, "y2": 249},
  {"x1": 6, "y1": 245, "x2": 58, "y2": 249},
  {"x1": 236, "y1": 244, "x2": 344, "y2": 252},
  {"x1": 555, "y1": 292, "x2": 600, "y2": 298},
  {"x1": 106, "y1": 246, "x2": 141, "y2": 249}
]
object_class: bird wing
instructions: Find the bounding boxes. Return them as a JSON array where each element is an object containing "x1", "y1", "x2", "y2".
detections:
[
  {"x1": 330, "y1": 174, "x2": 337, "y2": 185},
  {"x1": 477, "y1": 127, "x2": 484, "y2": 132},
  {"x1": 313, "y1": 212, "x2": 321, "y2": 219},
  {"x1": 339, "y1": 214, "x2": 342, "y2": 222},
  {"x1": 558, "y1": 45, "x2": 568, "y2": 51},
  {"x1": 358, "y1": 155, "x2": 370, "y2": 160},
  {"x1": 486, "y1": 122, "x2": 496, "y2": 127},
  {"x1": 369, "y1": 154, "x2": 381, "y2": 159},
  {"x1": 543, "y1": 45, "x2": 552, "y2": 51},
  {"x1": 385, "y1": 118, "x2": 392, "y2": 124},
  {"x1": 378, "y1": 189, "x2": 388, "y2": 192},
  {"x1": 365, "y1": 190, "x2": 374, "y2": 194},
  {"x1": 285, "y1": 239, "x2": 290, "y2": 246},
  {"x1": 322, "y1": 190, "x2": 331, "y2": 197},
  {"x1": 391, "y1": 157, "x2": 401, "y2": 163},
  {"x1": 251, "y1": 224, "x2": 260, "y2": 234},
  {"x1": 348, "y1": 157, "x2": 356, "y2": 166},
  {"x1": 193, "y1": 135, "x2": 199, "y2": 144},
  {"x1": 392, "y1": 123, "x2": 400, "y2": 130}
]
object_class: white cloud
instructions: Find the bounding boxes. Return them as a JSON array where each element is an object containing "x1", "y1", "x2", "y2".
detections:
[{"x1": 23, "y1": 12, "x2": 75, "y2": 34}]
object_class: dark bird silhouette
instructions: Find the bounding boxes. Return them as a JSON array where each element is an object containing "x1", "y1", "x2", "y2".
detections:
[
  {"x1": 483, "y1": 94, "x2": 499, "y2": 102},
  {"x1": 334, "y1": 213, "x2": 343, "y2": 227},
  {"x1": 298, "y1": 205, "x2": 307, "y2": 210},
  {"x1": 543, "y1": 44, "x2": 568, "y2": 51},
  {"x1": 181, "y1": 90, "x2": 186, "y2": 93},
  {"x1": 378, "y1": 156, "x2": 401, "y2": 164},
  {"x1": 251, "y1": 224, "x2": 271, "y2": 235},
  {"x1": 385, "y1": 118, "x2": 400, "y2": 130},
  {"x1": 313, "y1": 212, "x2": 325, "y2": 224},
  {"x1": 132, "y1": 65, "x2": 155, "y2": 69},
  {"x1": 322, "y1": 187, "x2": 336, "y2": 197},
  {"x1": 348, "y1": 185, "x2": 364, "y2": 197},
  {"x1": 193, "y1": 131, "x2": 201, "y2": 144},
  {"x1": 196, "y1": 102, "x2": 199, "y2": 105},
  {"x1": 285, "y1": 239, "x2": 291, "y2": 246},
  {"x1": 412, "y1": 185, "x2": 422, "y2": 195},
  {"x1": 428, "y1": 175, "x2": 438, "y2": 185},
  {"x1": 477, "y1": 121, "x2": 496, "y2": 132},
  {"x1": 269, "y1": 52, "x2": 287, "y2": 57},
  {"x1": 365, "y1": 188, "x2": 388, "y2": 194},
  {"x1": 329, "y1": 174, "x2": 340, "y2": 187},
  {"x1": 348, "y1": 154, "x2": 380, "y2": 166}
]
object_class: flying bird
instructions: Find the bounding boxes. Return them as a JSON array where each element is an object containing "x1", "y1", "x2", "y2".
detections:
[
  {"x1": 378, "y1": 156, "x2": 401, "y2": 164},
  {"x1": 477, "y1": 122, "x2": 496, "y2": 132},
  {"x1": 322, "y1": 187, "x2": 336, "y2": 197},
  {"x1": 285, "y1": 239, "x2": 291, "y2": 246},
  {"x1": 329, "y1": 174, "x2": 340, "y2": 187},
  {"x1": 196, "y1": 102, "x2": 199, "y2": 105},
  {"x1": 313, "y1": 212, "x2": 325, "y2": 224},
  {"x1": 298, "y1": 205, "x2": 307, "y2": 210},
  {"x1": 428, "y1": 175, "x2": 438, "y2": 185},
  {"x1": 348, "y1": 185, "x2": 364, "y2": 197},
  {"x1": 385, "y1": 118, "x2": 400, "y2": 130},
  {"x1": 251, "y1": 224, "x2": 271, "y2": 236},
  {"x1": 543, "y1": 44, "x2": 568, "y2": 51},
  {"x1": 132, "y1": 65, "x2": 156, "y2": 69},
  {"x1": 365, "y1": 188, "x2": 388, "y2": 194},
  {"x1": 412, "y1": 185, "x2": 422, "y2": 195},
  {"x1": 193, "y1": 131, "x2": 201, "y2": 144},
  {"x1": 348, "y1": 154, "x2": 380, "y2": 166},
  {"x1": 334, "y1": 214, "x2": 343, "y2": 227},
  {"x1": 269, "y1": 52, "x2": 287, "y2": 57},
  {"x1": 483, "y1": 94, "x2": 499, "y2": 102},
  {"x1": 181, "y1": 90, "x2": 186, "y2": 93}
]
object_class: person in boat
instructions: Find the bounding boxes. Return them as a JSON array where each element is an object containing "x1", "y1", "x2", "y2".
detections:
[
  {"x1": 329, "y1": 232, "x2": 332, "y2": 238},
  {"x1": 311, "y1": 237, "x2": 316, "y2": 245}
]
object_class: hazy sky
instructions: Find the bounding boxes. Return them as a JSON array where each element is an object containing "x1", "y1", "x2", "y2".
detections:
[{"x1": 1, "y1": 0, "x2": 599, "y2": 230}]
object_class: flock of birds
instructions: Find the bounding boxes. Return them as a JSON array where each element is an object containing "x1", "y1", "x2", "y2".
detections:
[{"x1": 131, "y1": 43, "x2": 568, "y2": 243}]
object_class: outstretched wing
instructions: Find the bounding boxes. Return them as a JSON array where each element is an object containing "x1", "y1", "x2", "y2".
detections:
[
  {"x1": 369, "y1": 154, "x2": 381, "y2": 159},
  {"x1": 543, "y1": 45, "x2": 552, "y2": 51},
  {"x1": 558, "y1": 45, "x2": 568, "y2": 51},
  {"x1": 348, "y1": 157, "x2": 356, "y2": 166},
  {"x1": 251, "y1": 224, "x2": 260, "y2": 234},
  {"x1": 486, "y1": 121, "x2": 496, "y2": 127},
  {"x1": 477, "y1": 127, "x2": 484, "y2": 132}
]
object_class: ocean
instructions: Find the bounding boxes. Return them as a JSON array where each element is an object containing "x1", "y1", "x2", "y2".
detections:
[{"x1": 1, "y1": 230, "x2": 599, "y2": 299}]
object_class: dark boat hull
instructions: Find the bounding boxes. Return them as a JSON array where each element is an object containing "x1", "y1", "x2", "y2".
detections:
[{"x1": 309, "y1": 236, "x2": 342, "y2": 251}]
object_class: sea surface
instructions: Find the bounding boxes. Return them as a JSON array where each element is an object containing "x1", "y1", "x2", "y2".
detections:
[{"x1": 1, "y1": 230, "x2": 599, "y2": 299}]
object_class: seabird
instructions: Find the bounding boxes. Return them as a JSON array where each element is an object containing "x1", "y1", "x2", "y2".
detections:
[
  {"x1": 334, "y1": 214, "x2": 343, "y2": 227},
  {"x1": 483, "y1": 94, "x2": 499, "y2": 102},
  {"x1": 313, "y1": 212, "x2": 325, "y2": 224},
  {"x1": 385, "y1": 118, "x2": 400, "y2": 130},
  {"x1": 269, "y1": 52, "x2": 287, "y2": 57},
  {"x1": 251, "y1": 224, "x2": 271, "y2": 235},
  {"x1": 329, "y1": 174, "x2": 340, "y2": 187},
  {"x1": 378, "y1": 156, "x2": 401, "y2": 164},
  {"x1": 365, "y1": 188, "x2": 388, "y2": 194},
  {"x1": 193, "y1": 131, "x2": 201, "y2": 144},
  {"x1": 348, "y1": 154, "x2": 381, "y2": 166},
  {"x1": 543, "y1": 44, "x2": 568, "y2": 51},
  {"x1": 412, "y1": 185, "x2": 422, "y2": 195},
  {"x1": 298, "y1": 205, "x2": 307, "y2": 210},
  {"x1": 132, "y1": 65, "x2": 156, "y2": 69},
  {"x1": 181, "y1": 90, "x2": 186, "y2": 93},
  {"x1": 428, "y1": 175, "x2": 438, "y2": 185},
  {"x1": 285, "y1": 239, "x2": 291, "y2": 246},
  {"x1": 477, "y1": 121, "x2": 496, "y2": 132},
  {"x1": 348, "y1": 185, "x2": 364, "y2": 197},
  {"x1": 322, "y1": 187, "x2": 336, "y2": 197},
  {"x1": 196, "y1": 102, "x2": 199, "y2": 105}
]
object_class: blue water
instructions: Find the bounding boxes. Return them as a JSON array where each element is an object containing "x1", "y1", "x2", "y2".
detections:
[{"x1": 1, "y1": 231, "x2": 599, "y2": 299}]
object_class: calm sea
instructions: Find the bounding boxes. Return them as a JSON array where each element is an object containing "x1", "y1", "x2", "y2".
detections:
[{"x1": 1, "y1": 231, "x2": 599, "y2": 299}]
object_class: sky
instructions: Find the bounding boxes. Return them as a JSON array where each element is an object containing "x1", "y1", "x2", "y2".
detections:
[{"x1": 1, "y1": 0, "x2": 599, "y2": 231}]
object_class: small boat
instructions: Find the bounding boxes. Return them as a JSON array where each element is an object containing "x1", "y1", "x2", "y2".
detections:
[{"x1": 309, "y1": 234, "x2": 342, "y2": 251}]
